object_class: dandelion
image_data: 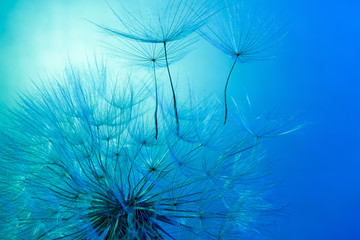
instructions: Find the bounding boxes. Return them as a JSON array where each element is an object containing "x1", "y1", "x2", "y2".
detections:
[
  {"x1": 199, "y1": 2, "x2": 286, "y2": 124},
  {"x1": 0, "y1": 66, "x2": 285, "y2": 239},
  {"x1": 97, "y1": 0, "x2": 218, "y2": 135}
]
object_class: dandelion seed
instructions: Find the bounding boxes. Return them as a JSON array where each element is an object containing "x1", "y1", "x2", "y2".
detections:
[
  {"x1": 97, "y1": 0, "x2": 218, "y2": 135},
  {"x1": 199, "y1": 2, "x2": 286, "y2": 124},
  {"x1": 102, "y1": 38, "x2": 194, "y2": 139}
]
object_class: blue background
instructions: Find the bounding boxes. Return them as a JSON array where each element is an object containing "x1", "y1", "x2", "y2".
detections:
[{"x1": 0, "y1": 0, "x2": 359, "y2": 239}]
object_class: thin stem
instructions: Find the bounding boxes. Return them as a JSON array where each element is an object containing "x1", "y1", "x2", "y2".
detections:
[
  {"x1": 163, "y1": 41, "x2": 179, "y2": 135},
  {"x1": 250, "y1": 136, "x2": 258, "y2": 162},
  {"x1": 224, "y1": 56, "x2": 238, "y2": 124},
  {"x1": 153, "y1": 61, "x2": 158, "y2": 139}
]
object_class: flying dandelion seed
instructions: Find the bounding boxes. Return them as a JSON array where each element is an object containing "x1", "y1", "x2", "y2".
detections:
[
  {"x1": 198, "y1": 2, "x2": 286, "y2": 124},
  {"x1": 97, "y1": 0, "x2": 219, "y2": 135},
  {"x1": 0, "y1": 65, "x2": 290, "y2": 239},
  {"x1": 101, "y1": 37, "x2": 195, "y2": 139}
]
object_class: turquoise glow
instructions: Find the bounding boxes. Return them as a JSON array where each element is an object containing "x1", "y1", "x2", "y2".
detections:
[{"x1": 0, "y1": 0, "x2": 359, "y2": 239}]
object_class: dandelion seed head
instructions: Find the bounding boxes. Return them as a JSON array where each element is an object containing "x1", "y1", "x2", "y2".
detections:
[{"x1": 0, "y1": 65, "x2": 286, "y2": 239}]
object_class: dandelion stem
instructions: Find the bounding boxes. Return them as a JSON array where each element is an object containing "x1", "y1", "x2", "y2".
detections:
[
  {"x1": 163, "y1": 41, "x2": 179, "y2": 135},
  {"x1": 153, "y1": 61, "x2": 159, "y2": 139},
  {"x1": 224, "y1": 56, "x2": 238, "y2": 124}
]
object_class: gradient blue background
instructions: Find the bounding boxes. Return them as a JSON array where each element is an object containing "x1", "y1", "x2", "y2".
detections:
[{"x1": 0, "y1": 0, "x2": 359, "y2": 239}]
